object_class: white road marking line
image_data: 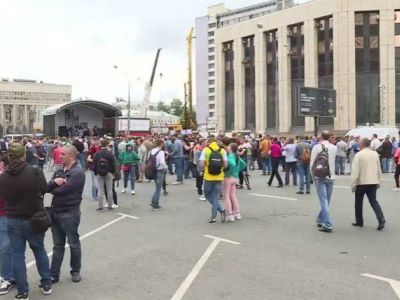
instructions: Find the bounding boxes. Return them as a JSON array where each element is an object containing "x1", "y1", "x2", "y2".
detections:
[
  {"x1": 171, "y1": 235, "x2": 240, "y2": 300},
  {"x1": 116, "y1": 212, "x2": 140, "y2": 219},
  {"x1": 361, "y1": 273, "x2": 400, "y2": 298},
  {"x1": 26, "y1": 213, "x2": 138, "y2": 269},
  {"x1": 250, "y1": 193, "x2": 298, "y2": 201}
]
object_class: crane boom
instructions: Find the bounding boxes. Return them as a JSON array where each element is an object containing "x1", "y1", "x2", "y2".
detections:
[{"x1": 140, "y1": 48, "x2": 162, "y2": 118}]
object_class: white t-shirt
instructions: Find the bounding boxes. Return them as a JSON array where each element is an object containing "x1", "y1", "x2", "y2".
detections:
[{"x1": 151, "y1": 147, "x2": 166, "y2": 170}]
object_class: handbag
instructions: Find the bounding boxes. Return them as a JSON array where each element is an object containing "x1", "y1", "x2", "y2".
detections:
[
  {"x1": 30, "y1": 199, "x2": 52, "y2": 234},
  {"x1": 121, "y1": 164, "x2": 130, "y2": 171},
  {"x1": 30, "y1": 166, "x2": 52, "y2": 233}
]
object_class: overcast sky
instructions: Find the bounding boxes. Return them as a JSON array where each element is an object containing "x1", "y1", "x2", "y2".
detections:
[{"x1": 0, "y1": 0, "x2": 309, "y2": 104}]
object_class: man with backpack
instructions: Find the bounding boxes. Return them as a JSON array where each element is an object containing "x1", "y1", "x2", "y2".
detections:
[
  {"x1": 148, "y1": 139, "x2": 167, "y2": 210},
  {"x1": 310, "y1": 131, "x2": 337, "y2": 233},
  {"x1": 295, "y1": 136, "x2": 311, "y2": 195},
  {"x1": 199, "y1": 138, "x2": 228, "y2": 223},
  {"x1": 93, "y1": 140, "x2": 115, "y2": 211}
]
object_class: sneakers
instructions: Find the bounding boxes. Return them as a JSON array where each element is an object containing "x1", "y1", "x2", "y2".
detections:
[
  {"x1": 172, "y1": 181, "x2": 183, "y2": 185},
  {"x1": 235, "y1": 213, "x2": 242, "y2": 220},
  {"x1": 227, "y1": 215, "x2": 235, "y2": 222},
  {"x1": 0, "y1": 278, "x2": 12, "y2": 295},
  {"x1": 14, "y1": 293, "x2": 29, "y2": 300},
  {"x1": 111, "y1": 204, "x2": 119, "y2": 208},
  {"x1": 392, "y1": 188, "x2": 400, "y2": 192},
  {"x1": 96, "y1": 207, "x2": 103, "y2": 211},
  {"x1": 121, "y1": 189, "x2": 126, "y2": 193},
  {"x1": 131, "y1": 191, "x2": 136, "y2": 195},
  {"x1": 163, "y1": 191, "x2": 168, "y2": 195},
  {"x1": 199, "y1": 196, "x2": 206, "y2": 201},
  {"x1": 208, "y1": 219, "x2": 216, "y2": 224},
  {"x1": 40, "y1": 285, "x2": 52, "y2": 295},
  {"x1": 71, "y1": 272, "x2": 81, "y2": 283}
]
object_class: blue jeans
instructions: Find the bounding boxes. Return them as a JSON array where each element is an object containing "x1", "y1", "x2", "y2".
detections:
[
  {"x1": 152, "y1": 170, "x2": 165, "y2": 207},
  {"x1": 90, "y1": 170, "x2": 98, "y2": 200},
  {"x1": 78, "y1": 153, "x2": 85, "y2": 170},
  {"x1": 315, "y1": 178, "x2": 334, "y2": 229},
  {"x1": 381, "y1": 158, "x2": 391, "y2": 173},
  {"x1": 335, "y1": 156, "x2": 346, "y2": 175},
  {"x1": 203, "y1": 180, "x2": 224, "y2": 219},
  {"x1": 123, "y1": 165, "x2": 136, "y2": 190},
  {"x1": 167, "y1": 157, "x2": 174, "y2": 175},
  {"x1": 0, "y1": 216, "x2": 13, "y2": 281},
  {"x1": 262, "y1": 156, "x2": 272, "y2": 175},
  {"x1": 174, "y1": 157, "x2": 184, "y2": 182},
  {"x1": 297, "y1": 164, "x2": 310, "y2": 192},
  {"x1": 7, "y1": 218, "x2": 51, "y2": 294},
  {"x1": 50, "y1": 208, "x2": 81, "y2": 279},
  {"x1": 183, "y1": 156, "x2": 191, "y2": 179}
]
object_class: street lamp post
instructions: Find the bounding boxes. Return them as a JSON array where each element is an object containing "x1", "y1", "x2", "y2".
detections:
[{"x1": 114, "y1": 65, "x2": 131, "y2": 136}]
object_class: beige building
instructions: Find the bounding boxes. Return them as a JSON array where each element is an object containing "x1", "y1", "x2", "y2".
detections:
[
  {"x1": 214, "y1": 0, "x2": 400, "y2": 134},
  {"x1": 0, "y1": 79, "x2": 71, "y2": 134}
]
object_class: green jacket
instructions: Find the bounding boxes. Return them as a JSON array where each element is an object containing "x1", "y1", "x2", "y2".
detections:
[
  {"x1": 118, "y1": 150, "x2": 140, "y2": 165},
  {"x1": 225, "y1": 153, "x2": 246, "y2": 178}
]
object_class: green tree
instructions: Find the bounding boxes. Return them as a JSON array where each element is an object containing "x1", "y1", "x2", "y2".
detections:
[
  {"x1": 156, "y1": 101, "x2": 170, "y2": 113},
  {"x1": 170, "y1": 98, "x2": 184, "y2": 116}
]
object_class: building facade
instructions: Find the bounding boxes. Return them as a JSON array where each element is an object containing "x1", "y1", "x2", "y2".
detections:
[
  {"x1": 195, "y1": 0, "x2": 294, "y2": 132},
  {"x1": 213, "y1": 0, "x2": 400, "y2": 134},
  {"x1": 0, "y1": 79, "x2": 71, "y2": 134}
]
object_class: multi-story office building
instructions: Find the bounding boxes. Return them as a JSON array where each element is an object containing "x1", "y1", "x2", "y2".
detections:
[
  {"x1": 195, "y1": 0, "x2": 294, "y2": 131},
  {"x1": 0, "y1": 79, "x2": 71, "y2": 134},
  {"x1": 212, "y1": 0, "x2": 400, "y2": 134}
]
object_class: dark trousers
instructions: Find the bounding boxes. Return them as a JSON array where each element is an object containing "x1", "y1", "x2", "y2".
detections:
[
  {"x1": 395, "y1": 165, "x2": 400, "y2": 188},
  {"x1": 284, "y1": 161, "x2": 297, "y2": 185},
  {"x1": 268, "y1": 157, "x2": 283, "y2": 186},
  {"x1": 355, "y1": 184, "x2": 385, "y2": 225},
  {"x1": 196, "y1": 174, "x2": 204, "y2": 195},
  {"x1": 50, "y1": 208, "x2": 81, "y2": 279}
]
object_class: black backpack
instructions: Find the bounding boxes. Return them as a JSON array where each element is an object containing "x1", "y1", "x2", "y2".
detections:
[
  {"x1": 311, "y1": 144, "x2": 331, "y2": 179},
  {"x1": 144, "y1": 150, "x2": 161, "y2": 180},
  {"x1": 207, "y1": 147, "x2": 223, "y2": 175},
  {"x1": 97, "y1": 153, "x2": 110, "y2": 176}
]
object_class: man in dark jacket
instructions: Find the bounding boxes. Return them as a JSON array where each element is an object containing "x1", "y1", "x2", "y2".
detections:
[
  {"x1": 47, "y1": 145, "x2": 85, "y2": 284},
  {"x1": 0, "y1": 143, "x2": 52, "y2": 299},
  {"x1": 380, "y1": 136, "x2": 393, "y2": 173},
  {"x1": 93, "y1": 140, "x2": 115, "y2": 210}
]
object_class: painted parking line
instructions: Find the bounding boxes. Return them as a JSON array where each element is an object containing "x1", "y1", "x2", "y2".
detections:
[
  {"x1": 26, "y1": 213, "x2": 139, "y2": 269},
  {"x1": 171, "y1": 235, "x2": 240, "y2": 300},
  {"x1": 361, "y1": 273, "x2": 400, "y2": 298},
  {"x1": 250, "y1": 193, "x2": 298, "y2": 201}
]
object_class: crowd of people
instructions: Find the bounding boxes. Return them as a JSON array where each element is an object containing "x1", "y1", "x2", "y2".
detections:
[{"x1": 0, "y1": 129, "x2": 398, "y2": 299}]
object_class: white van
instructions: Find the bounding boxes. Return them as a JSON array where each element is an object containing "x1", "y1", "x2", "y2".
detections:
[{"x1": 345, "y1": 127, "x2": 399, "y2": 140}]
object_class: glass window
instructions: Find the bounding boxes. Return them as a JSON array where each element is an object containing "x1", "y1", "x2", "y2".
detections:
[
  {"x1": 369, "y1": 13, "x2": 379, "y2": 25},
  {"x1": 355, "y1": 37, "x2": 364, "y2": 48},
  {"x1": 396, "y1": 11, "x2": 400, "y2": 23},
  {"x1": 395, "y1": 36, "x2": 400, "y2": 48},
  {"x1": 225, "y1": 61, "x2": 231, "y2": 71},
  {"x1": 318, "y1": 41, "x2": 325, "y2": 54},
  {"x1": 355, "y1": 13, "x2": 364, "y2": 25},
  {"x1": 369, "y1": 36, "x2": 379, "y2": 48}
]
